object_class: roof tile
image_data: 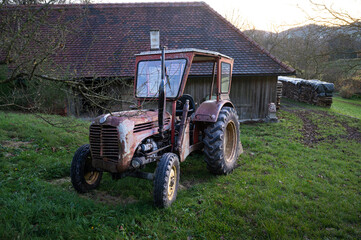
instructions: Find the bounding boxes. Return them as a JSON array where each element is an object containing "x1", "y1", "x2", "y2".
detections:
[{"x1": 1, "y1": 2, "x2": 295, "y2": 78}]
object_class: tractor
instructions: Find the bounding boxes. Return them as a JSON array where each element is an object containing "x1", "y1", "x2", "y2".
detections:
[{"x1": 70, "y1": 47, "x2": 243, "y2": 207}]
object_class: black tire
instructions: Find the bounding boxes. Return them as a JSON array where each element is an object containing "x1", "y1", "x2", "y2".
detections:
[
  {"x1": 153, "y1": 153, "x2": 180, "y2": 208},
  {"x1": 203, "y1": 107, "x2": 240, "y2": 175},
  {"x1": 70, "y1": 144, "x2": 102, "y2": 193}
]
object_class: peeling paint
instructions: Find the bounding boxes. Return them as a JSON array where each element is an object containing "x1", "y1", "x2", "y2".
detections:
[{"x1": 117, "y1": 119, "x2": 134, "y2": 159}]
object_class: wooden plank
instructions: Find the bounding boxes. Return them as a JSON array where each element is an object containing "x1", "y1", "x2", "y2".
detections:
[{"x1": 184, "y1": 75, "x2": 279, "y2": 120}]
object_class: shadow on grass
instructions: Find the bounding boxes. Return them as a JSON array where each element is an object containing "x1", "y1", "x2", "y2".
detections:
[{"x1": 49, "y1": 152, "x2": 215, "y2": 208}]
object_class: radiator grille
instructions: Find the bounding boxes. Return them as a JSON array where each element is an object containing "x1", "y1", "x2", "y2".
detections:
[{"x1": 89, "y1": 125, "x2": 119, "y2": 163}]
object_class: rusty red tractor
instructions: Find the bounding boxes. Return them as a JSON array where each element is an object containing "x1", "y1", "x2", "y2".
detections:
[{"x1": 70, "y1": 48, "x2": 243, "y2": 207}]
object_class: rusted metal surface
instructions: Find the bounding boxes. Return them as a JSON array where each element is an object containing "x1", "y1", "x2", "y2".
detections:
[
  {"x1": 171, "y1": 101, "x2": 176, "y2": 151},
  {"x1": 90, "y1": 110, "x2": 171, "y2": 173},
  {"x1": 176, "y1": 99, "x2": 189, "y2": 152},
  {"x1": 193, "y1": 100, "x2": 234, "y2": 122},
  {"x1": 89, "y1": 49, "x2": 242, "y2": 174},
  {"x1": 178, "y1": 118, "x2": 190, "y2": 162},
  {"x1": 178, "y1": 119, "x2": 204, "y2": 162}
]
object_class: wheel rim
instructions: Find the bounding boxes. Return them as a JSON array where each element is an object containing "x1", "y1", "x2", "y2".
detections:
[
  {"x1": 84, "y1": 155, "x2": 99, "y2": 185},
  {"x1": 224, "y1": 120, "x2": 237, "y2": 163},
  {"x1": 167, "y1": 165, "x2": 177, "y2": 200}
]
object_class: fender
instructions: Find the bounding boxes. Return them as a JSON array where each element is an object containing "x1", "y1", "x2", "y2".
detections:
[{"x1": 193, "y1": 100, "x2": 235, "y2": 123}]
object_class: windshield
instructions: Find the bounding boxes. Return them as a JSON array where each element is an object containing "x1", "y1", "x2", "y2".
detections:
[{"x1": 136, "y1": 59, "x2": 187, "y2": 98}]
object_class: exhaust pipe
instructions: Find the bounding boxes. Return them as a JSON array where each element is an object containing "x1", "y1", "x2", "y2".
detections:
[{"x1": 158, "y1": 46, "x2": 166, "y2": 138}]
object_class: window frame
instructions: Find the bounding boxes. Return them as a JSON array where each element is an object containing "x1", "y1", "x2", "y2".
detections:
[
  {"x1": 220, "y1": 62, "x2": 231, "y2": 94},
  {"x1": 135, "y1": 58, "x2": 188, "y2": 99}
]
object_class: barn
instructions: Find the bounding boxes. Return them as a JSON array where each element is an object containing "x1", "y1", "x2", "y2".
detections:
[{"x1": 1, "y1": 2, "x2": 295, "y2": 120}]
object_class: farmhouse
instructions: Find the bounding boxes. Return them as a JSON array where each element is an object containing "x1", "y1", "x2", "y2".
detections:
[{"x1": 0, "y1": 2, "x2": 295, "y2": 120}]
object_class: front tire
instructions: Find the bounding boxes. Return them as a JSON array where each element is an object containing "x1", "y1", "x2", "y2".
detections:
[
  {"x1": 203, "y1": 107, "x2": 240, "y2": 175},
  {"x1": 154, "y1": 153, "x2": 180, "y2": 208},
  {"x1": 70, "y1": 144, "x2": 102, "y2": 193}
]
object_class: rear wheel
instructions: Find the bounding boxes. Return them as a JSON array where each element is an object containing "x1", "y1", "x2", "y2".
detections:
[
  {"x1": 154, "y1": 153, "x2": 180, "y2": 208},
  {"x1": 71, "y1": 144, "x2": 102, "y2": 193},
  {"x1": 203, "y1": 107, "x2": 240, "y2": 174}
]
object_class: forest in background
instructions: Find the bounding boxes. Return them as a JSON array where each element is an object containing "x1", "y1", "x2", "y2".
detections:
[{"x1": 243, "y1": 23, "x2": 361, "y2": 98}]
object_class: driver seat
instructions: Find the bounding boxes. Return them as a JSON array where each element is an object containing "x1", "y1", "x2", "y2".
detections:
[{"x1": 176, "y1": 94, "x2": 196, "y2": 117}]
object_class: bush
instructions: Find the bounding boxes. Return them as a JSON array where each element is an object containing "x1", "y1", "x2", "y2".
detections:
[
  {"x1": 335, "y1": 75, "x2": 361, "y2": 99},
  {"x1": 339, "y1": 84, "x2": 355, "y2": 98},
  {"x1": 0, "y1": 76, "x2": 67, "y2": 114}
]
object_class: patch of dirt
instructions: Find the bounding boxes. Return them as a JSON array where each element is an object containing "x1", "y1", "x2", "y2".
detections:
[
  {"x1": 343, "y1": 125, "x2": 361, "y2": 143},
  {"x1": 49, "y1": 177, "x2": 138, "y2": 205},
  {"x1": 294, "y1": 111, "x2": 321, "y2": 147},
  {"x1": 82, "y1": 190, "x2": 138, "y2": 206},
  {"x1": 308, "y1": 110, "x2": 361, "y2": 144},
  {"x1": 282, "y1": 103, "x2": 361, "y2": 145},
  {"x1": 179, "y1": 179, "x2": 205, "y2": 190},
  {"x1": 49, "y1": 177, "x2": 71, "y2": 185},
  {"x1": 1, "y1": 140, "x2": 32, "y2": 148}
]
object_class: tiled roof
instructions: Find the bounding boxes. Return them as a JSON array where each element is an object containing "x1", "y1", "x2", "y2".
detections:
[{"x1": 1, "y1": 2, "x2": 295, "y2": 78}]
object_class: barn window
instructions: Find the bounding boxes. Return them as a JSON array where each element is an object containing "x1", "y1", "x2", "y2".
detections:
[{"x1": 221, "y1": 62, "x2": 231, "y2": 93}]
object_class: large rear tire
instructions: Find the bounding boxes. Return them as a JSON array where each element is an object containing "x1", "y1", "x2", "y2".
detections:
[
  {"x1": 70, "y1": 144, "x2": 102, "y2": 193},
  {"x1": 154, "y1": 153, "x2": 180, "y2": 208},
  {"x1": 203, "y1": 107, "x2": 240, "y2": 175}
]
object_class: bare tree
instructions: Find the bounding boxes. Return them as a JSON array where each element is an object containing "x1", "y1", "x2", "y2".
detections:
[
  {"x1": 305, "y1": 0, "x2": 360, "y2": 28},
  {"x1": 0, "y1": 1, "x2": 137, "y2": 119},
  {"x1": 303, "y1": 0, "x2": 361, "y2": 96}
]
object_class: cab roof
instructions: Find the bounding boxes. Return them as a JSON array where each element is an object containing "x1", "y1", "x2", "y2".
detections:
[{"x1": 136, "y1": 48, "x2": 233, "y2": 62}]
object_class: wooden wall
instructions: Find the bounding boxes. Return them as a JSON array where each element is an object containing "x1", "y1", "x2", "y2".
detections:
[
  {"x1": 184, "y1": 75, "x2": 278, "y2": 121},
  {"x1": 70, "y1": 75, "x2": 277, "y2": 121},
  {"x1": 231, "y1": 76, "x2": 278, "y2": 120}
]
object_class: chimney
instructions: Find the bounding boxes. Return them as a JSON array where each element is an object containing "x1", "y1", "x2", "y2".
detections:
[{"x1": 150, "y1": 30, "x2": 160, "y2": 51}]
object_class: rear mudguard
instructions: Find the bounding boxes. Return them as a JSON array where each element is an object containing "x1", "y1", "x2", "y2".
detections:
[{"x1": 193, "y1": 100, "x2": 235, "y2": 123}]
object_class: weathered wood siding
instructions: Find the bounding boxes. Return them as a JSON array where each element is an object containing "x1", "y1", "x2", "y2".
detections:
[
  {"x1": 230, "y1": 76, "x2": 277, "y2": 120},
  {"x1": 183, "y1": 76, "x2": 214, "y2": 106},
  {"x1": 184, "y1": 76, "x2": 277, "y2": 120}
]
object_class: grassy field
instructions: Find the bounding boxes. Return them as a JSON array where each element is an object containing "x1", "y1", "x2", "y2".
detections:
[
  {"x1": 0, "y1": 99, "x2": 360, "y2": 239},
  {"x1": 331, "y1": 95, "x2": 361, "y2": 119}
]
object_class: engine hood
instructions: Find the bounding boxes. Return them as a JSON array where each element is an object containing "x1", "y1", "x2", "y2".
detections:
[
  {"x1": 92, "y1": 110, "x2": 170, "y2": 126},
  {"x1": 90, "y1": 110, "x2": 171, "y2": 173}
]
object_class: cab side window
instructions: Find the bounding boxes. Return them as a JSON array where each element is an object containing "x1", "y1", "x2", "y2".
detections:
[{"x1": 221, "y1": 62, "x2": 231, "y2": 93}]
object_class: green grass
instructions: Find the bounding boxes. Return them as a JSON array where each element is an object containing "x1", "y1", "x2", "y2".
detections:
[
  {"x1": 331, "y1": 96, "x2": 361, "y2": 119},
  {"x1": 0, "y1": 105, "x2": 360, "y2": 239}
]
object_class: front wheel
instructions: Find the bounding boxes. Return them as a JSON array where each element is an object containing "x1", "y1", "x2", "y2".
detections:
[
  {"x1": 153, "y1": 153, "x2": 180, "y2": 208},
  {"x1": 203, "y1": 107, "x2": 240, "y2": 175},
  {"x1": 70, "y1": 144, "x2": 102, "y2": 193}
]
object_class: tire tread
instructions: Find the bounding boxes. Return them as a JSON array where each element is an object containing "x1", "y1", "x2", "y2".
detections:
[{"x1": 203, "y1": 107, "x2": 240, "y2": 175}]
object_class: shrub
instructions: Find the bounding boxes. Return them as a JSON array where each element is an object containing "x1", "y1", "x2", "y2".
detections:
[{"x1": 339, "y1": 84, "x2": 355, "y2": 98}]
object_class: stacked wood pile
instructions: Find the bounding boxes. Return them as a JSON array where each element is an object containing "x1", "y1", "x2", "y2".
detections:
[
  {"x1": 276, "y1": 81, "x2": 282, "y2": 109},
  {"x1": 278, "y1": 76, "x2": 334, "y2": 107}
]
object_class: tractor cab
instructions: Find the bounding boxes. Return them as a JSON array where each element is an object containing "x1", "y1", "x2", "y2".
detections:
[
  {"x1": 135, "y1": 48, "x2": 234, "y2": 102},
  {"x1": 134, "y1": 48, "x2": 237, "y2": 161}
]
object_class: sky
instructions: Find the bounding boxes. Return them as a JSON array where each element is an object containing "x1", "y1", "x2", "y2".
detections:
[{"x1": 96, "y1": 0, "x2": 361, "y2": 32}]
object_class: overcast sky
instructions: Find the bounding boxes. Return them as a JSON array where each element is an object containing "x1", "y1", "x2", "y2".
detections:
[{"x1": 96, "y1": 0, "x2": 361, "y2": 32}]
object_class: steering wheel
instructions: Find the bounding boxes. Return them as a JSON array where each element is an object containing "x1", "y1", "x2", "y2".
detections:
[{"x1": 176, "y1": 94, "x2": 196, "y2": 117}]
